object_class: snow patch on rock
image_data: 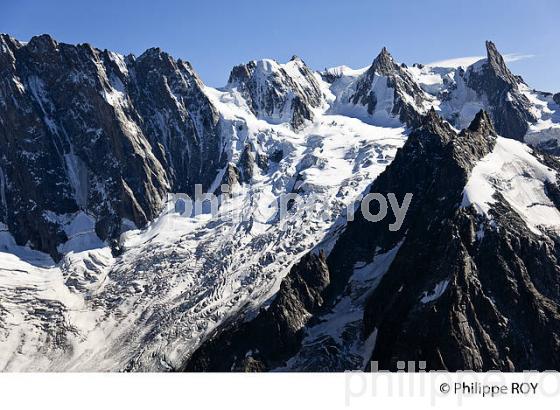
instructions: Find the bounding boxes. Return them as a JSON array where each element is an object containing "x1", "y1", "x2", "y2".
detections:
[{"x1": 462, "y1": 137, "x2": 560, "y2": 234}]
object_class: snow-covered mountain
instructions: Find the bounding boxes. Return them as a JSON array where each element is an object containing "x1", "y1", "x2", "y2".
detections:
[{"x1": 1, "y1": 34, "x2": 560, "y2": 371}]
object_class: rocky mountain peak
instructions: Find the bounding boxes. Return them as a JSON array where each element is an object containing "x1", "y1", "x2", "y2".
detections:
[
  {"x1": 138, "y1": 46, "x2": 165, "y2": 60},
  {"x1": 371, "y1": 46, "x2": 396, "y2": 75},
  {"x1": 424, "y1": 106, "x2": 440, "y2": 121},
  {"x1": 27, "y1": 34, "x2": 59, "y2": 53},
  {"x1": 416, "y1": 107, "x2": 454, "y2": 139},
  {"x1": 134, "y1": 47, "x2": 204, "y2": 93},
  {"x1": 226, "y1": 57, "x2": 322, "y2": 129},
  {"x1": 464, "y1": 41, "x2": 536, "y2": 140},
  {"x1": 467, "y1": 109, "x2": 496, "y2": 135},
  {"x1": 227, "y1": 60, "x2": 254, "y2": 85},
  {"x1": 0, "y1": 34, "x2": 21, "y2": 51},
  {"x1": 349, "y1": 46, "x2": 431, "y2": 128},
  {"x1": 136, "y1": 47, "x2": 175, "y2": 68},
  {"x1": 484, "y1": 40, "x2": 518, "y2": 86}
]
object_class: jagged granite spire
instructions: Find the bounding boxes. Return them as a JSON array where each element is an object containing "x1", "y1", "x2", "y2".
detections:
[
  {"x1": 466, "y1": 41, "x2": 536, "y2": 140},
  {"x1": 351, "y1": 47, "x2": 431, "y2": 127},
  {"x1": 467, "y1": 109, "x2": 496, "y2": 135},
  {"x1": 416, "y1": 107, "x2": 456, "y2": 141},
  {"x1": 371, "y1": 46, "x2": 397, "y2": 75},
  {"x1": 485, "y1": 40, "x2": 518, "y2": 85}
]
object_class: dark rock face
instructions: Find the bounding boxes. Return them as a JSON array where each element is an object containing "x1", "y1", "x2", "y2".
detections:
[
  {"x1": 326, "y1": 110, "x2": 496, "y2": 294},
  {"x1": 126, "y1": 48, "x2": 225, "y2": 194},
  {"x1": 0, "y1": 34, "x2": 225, "y2": 258},
  {"x1": 183, "y1": 251, "x2": 330, "y2": 371},
  {"x1": 363, "y1": 202, "x2": 560, "y2": 371},
  {"x1": 465, "y1": 41, "x2": 537, "y2": 140},
  {"x1": 350, "y1": 47, "x2": 430, "y2": 127},
  {"x1": 219, "y1": 163, "x2": 241, "y2": 190},
  {"x1": 531, "y1": 139, "x2": 560, "y2": 157},
  {"x1": 227, "y1": 56, "x2": 323, "y2": 129},
  {"x1": 217, "y1": 143, "x2": 268, "y2": 189},
  {"x1": 554, "y1": 93, "x2": 560, "y2": 106}
]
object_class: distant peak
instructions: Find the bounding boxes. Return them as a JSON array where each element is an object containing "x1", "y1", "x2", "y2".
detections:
[
  {"x1": 137, "y1": 47, "x2": 172, "y2": 63},
  {"x1": 485, "y1": 40, "x2": 504, "y2": 65},
  {"x1": 371, "y1": 46, "x2": 396, "y2": 75},
  {"x1": 27, "y1": 34, "x2": 58, "y2": 52},
  {"x1": 290, "y1": 55, "x2": 301, "y2": 62},
  {"x1": 483, "y1": 40, "x2": 517, "y2": 83},
  {"x1": 376, "y1": 47, "x2": 392, "y2": 61},
  {"x1": 485, "y1": 40, "x2": 498, "y2": 55}
]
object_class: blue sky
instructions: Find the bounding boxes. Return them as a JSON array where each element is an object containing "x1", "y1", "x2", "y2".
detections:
[{"x1": 2, "y1": 0, "x2": 559, "y2": 91}]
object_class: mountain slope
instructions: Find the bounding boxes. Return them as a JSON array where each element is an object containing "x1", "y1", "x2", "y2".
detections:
[
  {"x1": 0, "y1": 34, "x2": 226, "y2": 259},
  {"x1": 0, "y1": 35, "x2": 407, "y2": 370},
  {"x1": 187, "y1": 110, "x2": 560, "y2": 371},
  {"x1": 1, "y1": 34, "x2": 560, "y2": 371}
]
